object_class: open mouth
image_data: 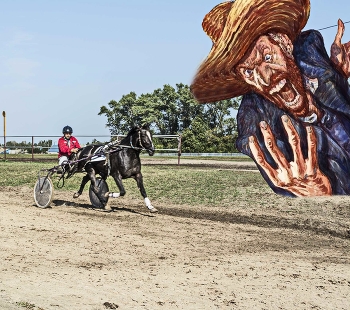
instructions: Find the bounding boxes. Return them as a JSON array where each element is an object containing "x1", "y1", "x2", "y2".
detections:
[{"x1": 269, "y1": 79, "x2": 300, "y2": 108}]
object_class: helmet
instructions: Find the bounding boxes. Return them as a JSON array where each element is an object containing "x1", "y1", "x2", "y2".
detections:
[{"x1": 62, "y1": 125, "x2": 73, "y2": 134}]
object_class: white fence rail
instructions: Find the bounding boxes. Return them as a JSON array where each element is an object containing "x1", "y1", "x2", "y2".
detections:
[{"x1": 0, "y1": 134, "x2": 182, "y2": 161}]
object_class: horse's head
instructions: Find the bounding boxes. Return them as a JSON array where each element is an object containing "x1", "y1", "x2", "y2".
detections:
[{"x1": 130, "y1": 124, "x2": 155, "y2": 156}]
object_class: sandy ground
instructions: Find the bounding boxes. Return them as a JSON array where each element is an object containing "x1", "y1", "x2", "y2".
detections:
[{"x1": 0, "y1": 159, "x2": 350, "y2": 310}]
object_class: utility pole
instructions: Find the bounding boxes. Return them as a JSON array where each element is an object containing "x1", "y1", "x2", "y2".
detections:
[{"x1": 2, "y1": 111, "x2": 6, "y2": 160}]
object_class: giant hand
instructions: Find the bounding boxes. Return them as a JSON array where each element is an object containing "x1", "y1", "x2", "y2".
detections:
[
  {"x1": 249, "y1": 115, "x2": 332, "y2": 196},
  {"x1": 331, "y1": 19, "x2": 350, "y2": 78}
]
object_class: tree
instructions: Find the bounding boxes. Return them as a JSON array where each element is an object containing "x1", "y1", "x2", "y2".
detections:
[
  {"x1": 181, "y1": 116, "x2": 211, "y2": 153},
  {"x1": 98, "y1": 83, "x2": 242, "y2": 153},
  {"x1": 203, "y1": 98, "x2": 240, "y2": 137},
  {"x1": 177, "y1": 83, "x2": 205, "y2": 131},
  {"x1": 98, "y1": 92, "x2": 141, "y2": 135}
]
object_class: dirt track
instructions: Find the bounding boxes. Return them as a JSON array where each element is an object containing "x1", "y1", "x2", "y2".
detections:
[{"x1": 0, "y1": 159, "x2": 349, "y2": 310}]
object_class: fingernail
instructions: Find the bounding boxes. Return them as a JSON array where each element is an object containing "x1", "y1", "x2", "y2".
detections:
[
  {"x1": 260, "y1": 121, "x2": 267, "y2": 130},
  {"x1": 249, "y1": 136, "x2": 254, "y2": 143},
  {"x1": 306, "y1": 126, "x2": 312, "y2": 133},
  {"x1": 281, "y1": 115, "x2": 289, "y2": 123}
]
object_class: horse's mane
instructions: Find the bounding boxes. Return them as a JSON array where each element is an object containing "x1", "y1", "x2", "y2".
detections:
[
  {"x1": 126, "y1": 126, "x2": 139, "y2": 137},
  {"x1": 125, "y1": 124, "x2": 150, "y2": 137}
]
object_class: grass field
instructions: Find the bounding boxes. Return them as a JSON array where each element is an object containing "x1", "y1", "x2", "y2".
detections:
[{"x1": 0, "y1": 159, "x2": 269, "y2": 208}]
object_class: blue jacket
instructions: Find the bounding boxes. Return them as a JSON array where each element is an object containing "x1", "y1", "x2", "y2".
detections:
[{"x1": 236, "y1": 30, "x2": 350, "y2": 196}]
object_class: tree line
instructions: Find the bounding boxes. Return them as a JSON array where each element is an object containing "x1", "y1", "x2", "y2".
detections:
[
  {"x1": 1, "y1": 140, "x2": 53, "y2": 153},
  {"x1": 98, "y1": 83, "x2": 241, "y2": 153}
]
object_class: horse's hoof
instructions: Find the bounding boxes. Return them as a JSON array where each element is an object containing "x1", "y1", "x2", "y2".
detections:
[
  {"x1": 149, "y1": 207, "x2": 158, "y2": 213},
  {"x1": 73, "y1": 192, "x2": 81, "y2": 199}
]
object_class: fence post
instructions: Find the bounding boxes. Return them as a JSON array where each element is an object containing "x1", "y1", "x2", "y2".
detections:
[
  {"x1": 32, "y1": 136, "x2": 34, "y2": 161},
  {"x1": 177, "y1": 135, "x2": 182, "y2": 165},
  {"x1": 3, "y1": 136, "x2": 6, "y2": 160},
  {"x1": 2, "y1": 111, "x2": 6, "y2": 160}
]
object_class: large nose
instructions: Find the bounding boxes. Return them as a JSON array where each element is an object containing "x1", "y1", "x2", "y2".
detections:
[{"x1": 254, "y1": 64, "x2": 271, "y2": 87}]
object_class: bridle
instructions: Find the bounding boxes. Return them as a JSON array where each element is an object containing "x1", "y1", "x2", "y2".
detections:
[
  {"x1": 38, "y1": 129, "x2": 154, "y2": 189},
  {"x1": 129, "y1": 129, "x2": 153, "y2": 152}
]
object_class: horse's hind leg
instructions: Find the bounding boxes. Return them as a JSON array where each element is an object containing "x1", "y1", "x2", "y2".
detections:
[
  {"x1": 110, "y1": 173, "x2": 125, "y2": 197},
  {"x1": 134, "y1": 172, "x2": 158, "y2": 213},
  {"x1": 73, "y1": 174, "x2": 90, "y2": 198}
]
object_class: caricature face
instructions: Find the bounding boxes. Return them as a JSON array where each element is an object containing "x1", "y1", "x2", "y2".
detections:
[{"x1": 236, "y1": 35, "x2": 308, "y2": 117}]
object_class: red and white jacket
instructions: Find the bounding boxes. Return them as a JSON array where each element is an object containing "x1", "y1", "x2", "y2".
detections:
[{"x1": 58, "y1": 136, "x2": 81, "y2": 158}]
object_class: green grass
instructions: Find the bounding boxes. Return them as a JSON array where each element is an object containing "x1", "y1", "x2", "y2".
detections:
[
  {"x1": 0, "y1": 153, "x2": 58, "y2": 161},
  {"x1": 0, "y1": 160, "x2": 269, "y2": 208},
  {"x1": 177, "y1": 155, "x2": 252, "y2": 161}
]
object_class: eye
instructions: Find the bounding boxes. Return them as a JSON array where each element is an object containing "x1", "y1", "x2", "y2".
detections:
[
  {"x1": 244, "y1": 69, "x2": 253, "y2": 77},
  {"x1": 264, "y1": 54, "x2": 272, "y2": 62}
]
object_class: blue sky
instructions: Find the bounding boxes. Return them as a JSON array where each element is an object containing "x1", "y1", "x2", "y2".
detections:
[{"x1": 0, "y1": 0, "x2": 349, "y2": 143}]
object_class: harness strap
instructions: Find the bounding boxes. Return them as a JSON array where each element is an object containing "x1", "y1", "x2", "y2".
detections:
[{"x1": 48, "y1": 138, "x2": 147, "y2": 185}]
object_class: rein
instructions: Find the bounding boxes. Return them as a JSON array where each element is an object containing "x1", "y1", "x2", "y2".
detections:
[
  {"x1": 129, "y1": 130, "x2": 152, "y2": 152},
  {"x1": 129, "y1": 130, "x2": 143, "y2": 149},
  {"x1": 54, "y1": 136, "x2": 149, "y2": 186},
  {"x1": 38, "y1": 130, "x2": 153, "y2": 189}
]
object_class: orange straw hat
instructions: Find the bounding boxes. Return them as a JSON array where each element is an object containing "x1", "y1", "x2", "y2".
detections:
[{"x1": 191, "y1": 0, "x2": 310, "y2": 103}]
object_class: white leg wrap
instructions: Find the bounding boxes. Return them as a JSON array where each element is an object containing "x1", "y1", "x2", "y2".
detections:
[
  {"x1": 145, "y1": 197, "x2": 152, "y2": 208},
  {"x1": 144, "y1": 197, "x2": 158, "y2": 213},
  {"x1": 109, "y1": 192, "x2": 120, "y2": 198}
]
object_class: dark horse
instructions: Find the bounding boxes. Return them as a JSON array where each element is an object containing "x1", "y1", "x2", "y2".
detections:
[{"x1": 69, "y1": 125, "x2": 157, "y2": 213}]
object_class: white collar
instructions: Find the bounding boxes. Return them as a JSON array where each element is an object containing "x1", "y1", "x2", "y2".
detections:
[{"x1": 299, "y1": 112, "x2": 318, "y2": 124}]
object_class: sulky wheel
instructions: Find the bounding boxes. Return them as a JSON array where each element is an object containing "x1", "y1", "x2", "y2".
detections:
[
  {"x1": 33, "y1": 176, "x2": 53, "y2": 208},
  {"x1": 89, "y1": 178, "x2": 109, "y2": 209}
]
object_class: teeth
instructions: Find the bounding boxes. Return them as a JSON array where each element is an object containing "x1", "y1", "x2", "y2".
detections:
[
  {"x1": 269, "y1": 79, "x2": 301, "y2": 107},
  {"x1": 284, "y1": 93, "x2": 300, "y2": 107},
  {"x1": 269, "y1": 79, "x2": 286, "y2": 95}
]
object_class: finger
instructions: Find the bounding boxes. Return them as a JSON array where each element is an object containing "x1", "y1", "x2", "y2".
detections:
[
  {"x1": 259, "y1": 121, "x2": 290, "y2": 170},
  {"x1": 334, "y1": 19, "x2": 345, "y2": 45},
  {"x1": 344, "y1": 40, "x2": 350, "y2": 51},
  {"x1": 248, "y1": 135, "x2": 279, "y2": 184},
  {"x1": 306, "y1": 126, "x2": 318, "y2": 176},
  {"x1": 281, "y1": 115, "x2": 306, "y2": 176}
]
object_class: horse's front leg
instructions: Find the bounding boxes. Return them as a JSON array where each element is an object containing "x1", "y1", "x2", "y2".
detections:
[
  {"x1": 134, "y1": 172, "x2": 158, "y2": 213},
  {"x1": 73, "y1": 174, "x2": 90, "y2": 198}
]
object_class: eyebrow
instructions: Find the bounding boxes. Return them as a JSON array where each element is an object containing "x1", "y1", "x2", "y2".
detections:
[{"x1": 241, "y1": 48, "x2": 261, "y2": 68}]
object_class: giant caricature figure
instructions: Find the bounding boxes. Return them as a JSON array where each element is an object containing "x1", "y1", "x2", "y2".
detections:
[{"x1": 191, "y1": 0, "x2": 350, "y2": 197}]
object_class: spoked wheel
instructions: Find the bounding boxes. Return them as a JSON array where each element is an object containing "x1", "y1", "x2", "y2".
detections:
[
  {"x1": 33, "y1": 176, "x2": 53, "y2": 208},
  {"x1": 89, "y1": 178, "x2": 109, "y2": 209}
]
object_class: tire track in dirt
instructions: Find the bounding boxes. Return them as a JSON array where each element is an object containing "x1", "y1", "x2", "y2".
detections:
[
  {"x1": 154, "y1": 206, "x2": 350, "y2": 240},
  {"x1": 63, "y1": 202, "x2": 350, "y2": 240},
  {"x1": 141, "y1": 159, "x2": 350, "y2": 239}
]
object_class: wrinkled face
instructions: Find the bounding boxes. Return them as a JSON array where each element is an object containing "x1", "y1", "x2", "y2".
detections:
[{"x1": 236, "y1": 35, "x2": 308, "y2": 117}]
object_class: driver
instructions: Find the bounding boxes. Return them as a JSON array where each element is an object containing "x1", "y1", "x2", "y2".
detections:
[{"x1": 58, "y1": 125, "x2": 81, "y2": 170}]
